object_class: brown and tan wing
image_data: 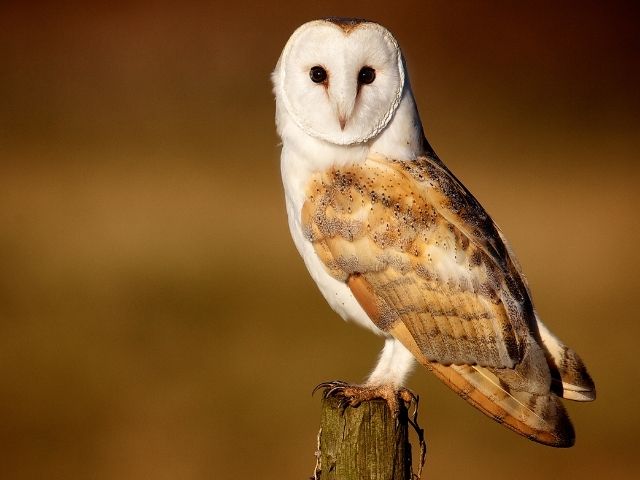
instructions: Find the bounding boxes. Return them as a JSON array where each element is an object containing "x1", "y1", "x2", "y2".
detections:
[
  {"x1": 302, "y1": 155, "x2": 575, "y2": 446},
  {"x1": 419, "y1": 156, "x2": 595, "y2": 403}
]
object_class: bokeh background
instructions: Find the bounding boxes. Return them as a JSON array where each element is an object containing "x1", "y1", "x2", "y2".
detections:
[{"x1": 1, "y1": 1, "x2": 638, "y2": 479}]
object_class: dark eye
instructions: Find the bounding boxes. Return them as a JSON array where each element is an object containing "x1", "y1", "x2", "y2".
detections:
[
  {"x1": 358, "y1": 66, "x2": 376, "y2": 85},
  {"x1": 309, "y1": 66, "x2": 327, "y2": 84}
]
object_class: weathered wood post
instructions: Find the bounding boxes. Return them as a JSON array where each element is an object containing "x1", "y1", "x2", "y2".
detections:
[{"x1": 313, "y1": 395, "x2": 425, "y2": 480}]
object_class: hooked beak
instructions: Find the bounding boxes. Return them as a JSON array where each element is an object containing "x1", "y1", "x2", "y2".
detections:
[
  {"x1": 338, "y1": 112, "x2": 348, "y2": 130},
  {"x1": 331, "y1": 85, "x2": 357, "y2": 132}
]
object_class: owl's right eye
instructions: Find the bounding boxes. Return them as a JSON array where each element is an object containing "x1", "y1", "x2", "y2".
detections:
[{"x1": 309, "y1": 66, "x2": 327, "y2": 84}]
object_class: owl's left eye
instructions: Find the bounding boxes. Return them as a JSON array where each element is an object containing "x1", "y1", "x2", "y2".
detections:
[
  {"x1": 358, "y1": 66, "x2": 376, "y2": 85},
  {"x1": 309, "y1": 66, "x2": 328, "y2": 84}
]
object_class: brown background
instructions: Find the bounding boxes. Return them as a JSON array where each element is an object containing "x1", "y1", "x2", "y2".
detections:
[{"x1": 1, "y1": 1, "x2": 638, "y2": 479}]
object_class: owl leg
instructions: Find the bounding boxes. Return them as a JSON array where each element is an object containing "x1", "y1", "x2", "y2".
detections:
[
  {"x1": 366, "y1": 337, "x2": 416, "y2": 387},
  {"x1": 313, "y1": 338, "x2": 417, "y2": 416}
]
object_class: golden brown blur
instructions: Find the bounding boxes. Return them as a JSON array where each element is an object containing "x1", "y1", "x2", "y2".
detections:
[{"x1": 1, "y1": 1, "x2": 638, "y2": 478}]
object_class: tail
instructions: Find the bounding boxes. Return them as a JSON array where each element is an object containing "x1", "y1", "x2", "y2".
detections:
[
  {"x1": 537, "y1": 319, "x2": 596, "y2": 402},
  {"x1": 492, "y1": 229, "x2": 595, "y2": 402}
]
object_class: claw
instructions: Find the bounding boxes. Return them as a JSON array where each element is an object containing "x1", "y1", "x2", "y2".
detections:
[
  {"x1": 338, "y1": 397, "x2": 350, "y2": 413},
  {"x1": 312, "y1": 380, "x2": 349, "y2": 397},
  {"x1": 327, "y1": 386, "x2": 343, "y2": 398}
]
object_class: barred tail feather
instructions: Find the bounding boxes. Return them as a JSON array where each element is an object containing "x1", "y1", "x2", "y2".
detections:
[{"x1": 537, "y1": 319, "x2": 596, "y2": 402}]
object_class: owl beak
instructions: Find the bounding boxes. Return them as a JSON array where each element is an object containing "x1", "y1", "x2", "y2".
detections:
[
  {"x1": 338, "y1": 113, "x2": 348, "y2": 131},
  {"x1": 332, "y1": 86, "x2": 356, "y2": 131},
  {"x1": 335, "y1": 100, "x2": 354, "y2": 131}
]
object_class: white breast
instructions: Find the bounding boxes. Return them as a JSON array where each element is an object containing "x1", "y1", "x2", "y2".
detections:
[{"x1": 280, "y1": 140, "x2": 386, "y2": 337}]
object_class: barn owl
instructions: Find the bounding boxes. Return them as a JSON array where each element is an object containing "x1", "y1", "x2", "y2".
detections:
[{"x1": 272, "y1": 18, "x2": 595, "y2": 447}]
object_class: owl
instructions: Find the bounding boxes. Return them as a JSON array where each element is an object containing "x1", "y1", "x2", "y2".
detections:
[{"x1": 272, "y1": 18, "x2": 594, "y2": 447}]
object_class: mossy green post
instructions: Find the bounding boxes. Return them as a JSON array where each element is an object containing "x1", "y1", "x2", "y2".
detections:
[{"x1": 315, "y1": 396, "x2": 413, "y2": 480}]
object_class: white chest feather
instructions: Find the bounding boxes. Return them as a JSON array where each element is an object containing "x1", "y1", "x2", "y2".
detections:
[{"x1": 281, "y1": 143, "x2": 385, "y2": 335}]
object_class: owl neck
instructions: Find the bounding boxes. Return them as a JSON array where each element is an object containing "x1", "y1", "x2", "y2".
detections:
[{"x1": 368, "y1": 86, "x2": 428, "y2": 161}]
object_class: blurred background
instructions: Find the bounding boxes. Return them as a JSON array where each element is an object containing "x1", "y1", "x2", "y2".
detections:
[{"x1": 0, "y1": 1, "x2": 638, "y2": 478}]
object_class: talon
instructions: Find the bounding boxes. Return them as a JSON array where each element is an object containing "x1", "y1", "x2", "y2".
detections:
[
  {"x1": 327, "y1": 387, "x2": 343, "y2": 397},
  {"x1": 312, "y1": 384, "x2": 326, "y2": 396},
  {"x1": 313, "y1": 380, "x2": 348, "y2": 396}
]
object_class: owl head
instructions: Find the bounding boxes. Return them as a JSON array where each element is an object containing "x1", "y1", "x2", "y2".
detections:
[{"x1": 272, "y1": 19, "x2": 407, "y2": 146}]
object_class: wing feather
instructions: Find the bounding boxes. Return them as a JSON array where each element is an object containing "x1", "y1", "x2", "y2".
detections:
[{"x1": 302, "y1": 155, "x2": 580, "y2": 445}]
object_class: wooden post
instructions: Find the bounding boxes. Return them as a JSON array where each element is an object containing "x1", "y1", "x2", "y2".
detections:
[{"x1": 313, "y1": 395, "x2": 424, "y2": 480}]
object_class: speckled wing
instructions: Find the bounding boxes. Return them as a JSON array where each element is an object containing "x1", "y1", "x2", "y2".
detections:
[{"x1": 302, "y1": 154, "x2": 575, "y2": 446}]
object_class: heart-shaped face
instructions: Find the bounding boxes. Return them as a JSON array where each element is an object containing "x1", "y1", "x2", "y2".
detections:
[{"x1": 274, "y1": 20, "x2": 405, "y2": 146}]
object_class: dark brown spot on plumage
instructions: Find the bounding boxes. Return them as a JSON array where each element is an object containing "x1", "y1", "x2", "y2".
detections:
[
  {"x1": 458, "y1": 232, "x2": 470, "y2": 250},
  {"x1": 493, "y1": 411, "x2": 506, "y2": 424}
]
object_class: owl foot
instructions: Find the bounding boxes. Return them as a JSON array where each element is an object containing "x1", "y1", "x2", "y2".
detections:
[
  {"x1": 313, "y1": 380, "x2": 426, "y2": 478},
  {"x1": 313, "y1": 380, "x2": 417, "y2": 418}
]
